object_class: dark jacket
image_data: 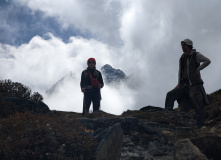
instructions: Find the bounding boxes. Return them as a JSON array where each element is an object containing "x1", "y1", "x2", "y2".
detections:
[
  {"x1": 178, "y1": 49, "x2": 211, "y2": 86},
  {"x1": 80, "y1": 68, "x2": 104, "y2": 93}
]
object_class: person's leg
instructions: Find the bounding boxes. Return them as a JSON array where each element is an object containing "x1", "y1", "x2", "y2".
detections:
[
  {"x1": 178, "y1": 94, "x2": 194, "y2": 112},
  {"x1": 189, "y1": 85, "x2": 205, "y2": 127},
  {"x1": 92, "y1": 93, "x2": 101, "y2": 112},
  {"x1": 84, "y1": 93, "x2": 92, "y2": 113},
  {"x1": 165, "y1": 87, "x2": 186, "y2": 110}
]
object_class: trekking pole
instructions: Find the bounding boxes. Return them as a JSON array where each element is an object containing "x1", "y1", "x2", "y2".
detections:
[
  {"x1": 82, "y1": 96, "x2": 85, "y2": 117},
  {"x1": 82, "y1": 76, "x2": 86, "y2": 117},
  {"x1": 99, "y1": 91, "x2": 101, "y2": 111}
]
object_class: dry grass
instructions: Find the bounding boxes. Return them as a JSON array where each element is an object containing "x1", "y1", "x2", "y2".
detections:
[{"x1": 0, "y1": 111, "x2": 97, "y2": 160}]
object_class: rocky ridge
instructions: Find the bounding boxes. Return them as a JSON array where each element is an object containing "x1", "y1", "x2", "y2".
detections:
[
  {"x1": 101, "y1": 64, "x2": 127, "y2": 85},
  {"x1": 1, "y1": 89, "x2": 221, "y2": 159}
]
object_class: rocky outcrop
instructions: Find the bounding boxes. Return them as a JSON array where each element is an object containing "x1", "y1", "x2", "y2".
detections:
[
  {"x1": 77, "y1": 98, "x2": 221, "y2": 160},
  {"x1": 120, "y1": 108, "x2": 197, "y2": 160},
  {"x1": 101, "y1": 64, "x2": 127, "y2": 85},
  {"x1": 1, "y1": 88, "x2": 221, "y2": 159},
  {"x1": 78, "y1": 109, "x2": 197, "y2": 160}
]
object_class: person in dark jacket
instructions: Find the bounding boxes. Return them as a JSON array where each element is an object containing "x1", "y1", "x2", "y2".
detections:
[
  {"x1": 80, "y1": 58, "x2": 104, "y2": 116},
  {"x1": 165, "y1": 39, "x2": 211, "y2": 127}
]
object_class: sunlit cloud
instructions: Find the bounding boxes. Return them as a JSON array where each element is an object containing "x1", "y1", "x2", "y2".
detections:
[{"x1": 1, "y1": 0, "x2": 221, "y2": 114}]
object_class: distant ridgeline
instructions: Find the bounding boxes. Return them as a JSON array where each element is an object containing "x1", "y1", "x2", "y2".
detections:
[
  {"x1": 46, "y1": 72, "x2": 75, "y2": 96},
  {"x1": 101, "y1": 64, "x2": 127, "y2": 84},
  {"x1": 0, "y1": 79, "x2": 49, "y2": 118},
  {"x1": 45, "y1": 65, "x2": 127, "y2": 97}
]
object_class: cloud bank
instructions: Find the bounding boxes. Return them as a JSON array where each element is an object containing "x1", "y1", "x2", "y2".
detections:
[{"x1": 1, "y1": 0, "x2": 221, "y2": 114}]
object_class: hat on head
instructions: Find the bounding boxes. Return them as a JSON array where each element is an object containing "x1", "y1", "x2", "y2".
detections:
[
  {"x1": 87, "y1": 58, "x2": 96, "y2": 65},
  {"x1": 181, "y1": 39, "x2": 193, "y2": 46}
]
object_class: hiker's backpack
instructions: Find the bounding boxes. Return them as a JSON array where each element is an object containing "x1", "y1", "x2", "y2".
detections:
[
  {"x1": 84, "y1": 70, "x2": 100, "y2": 88},
  {"x1": 88, "y1": 72, "x2": 100, "y2": 88}
]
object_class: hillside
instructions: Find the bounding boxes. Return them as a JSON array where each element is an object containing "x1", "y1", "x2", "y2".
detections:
[{"x1": 1, "y1": 81, "x2": 221, "y2": 159}]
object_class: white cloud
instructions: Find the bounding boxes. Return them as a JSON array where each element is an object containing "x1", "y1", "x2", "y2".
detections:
[
  {"x1": 0, "y1": 33, "x2": 135, "y2": 114},
  {"x1": 0, "y1": 33, "x2": 114, "y2": 88},
  {"x1": 1, "y1": 0, "x2": 221, "y2": 114},
  {"x1": 16, "y1": 0, "x2": 123, "y2": 46},
  {"x1": 44, "y1": 76, "x2": 136, "y2": 115}
]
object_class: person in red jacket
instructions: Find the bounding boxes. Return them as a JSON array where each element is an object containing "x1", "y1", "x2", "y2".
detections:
[{"x1": 80, "y1": 58, "x2": 104, "y2": 116}]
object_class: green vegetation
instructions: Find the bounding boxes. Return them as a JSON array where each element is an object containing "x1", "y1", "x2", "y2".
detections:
[
  {"x1": 0, "y1": 80, "x2": 97, "y2": 160},
  {"x1": 0, "y1": 79, "x2": 43, "y2": 101}
]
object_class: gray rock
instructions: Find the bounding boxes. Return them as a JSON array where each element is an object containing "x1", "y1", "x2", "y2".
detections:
[
  {"x1": 175, "y1": 139, "x2": 208, "y2": 160},
  {"x1": 101, "y1": 64, "x2": 127, "y2": 85},
  {"x1": 96, "y1": 123, "x2": 123, "y2": 160}
]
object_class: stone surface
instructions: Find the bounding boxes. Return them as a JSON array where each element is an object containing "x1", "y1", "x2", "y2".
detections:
[
  {"x1": 1, "y1": 88, "x2": 221, "y2": 159},
  {"x1": 175, "y1": 139, "x2": 208, "y2": 160},
  {"x1": 191, "y1": 135, "x2": 221, "y2": 160},
  {"x1": 96, "y1": 123, "x2": 123, "y2": 160},
  {"x1": 101, "y1": 64, "x2": 127, "y2": 84},
  {"x1": 74, "y1": 98, "x2": 221, "y2": 160}
]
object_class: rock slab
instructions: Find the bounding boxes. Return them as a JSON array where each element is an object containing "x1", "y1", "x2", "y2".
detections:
[
  {"x1": 96, "y1": 123, "x2": 123, "y2": 160},
  {"x1": 175, "y1": 139, "x2": 208, "y2": 160}
]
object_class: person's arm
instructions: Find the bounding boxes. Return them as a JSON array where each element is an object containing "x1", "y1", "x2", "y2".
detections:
[
  {"x1": 176, "y1": 57, "x2": 182, "y2": 89},
  {"x1": 177, "y1": 67, "x2": 181, "y2": 88},
  {"x1": 80, "y1": 71, "x2": 85, "y2": 92},
  {"x1": 196, "y1": 52, "x2": 211, "y2": 72},
  {"x1": 98, "y1": 72, "x2": 104, "y2": 88}
]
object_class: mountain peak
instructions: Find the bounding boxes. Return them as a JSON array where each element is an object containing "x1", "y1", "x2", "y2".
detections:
[{"x1": 101, "y1": 64, "x2": 127, "y2": 84}]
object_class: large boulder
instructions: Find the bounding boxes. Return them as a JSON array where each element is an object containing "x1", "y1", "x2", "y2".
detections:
[{"x1": 96, "y1": 123, "x2": 123, "y2": 160}]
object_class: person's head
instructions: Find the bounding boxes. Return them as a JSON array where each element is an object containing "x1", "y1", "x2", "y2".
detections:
[
  {"x1": 181, "y1": 39, "x2": 193, "y2": 53},
  {"x1": 87, "y1": 58, "x2": 96, "y2": 69}
]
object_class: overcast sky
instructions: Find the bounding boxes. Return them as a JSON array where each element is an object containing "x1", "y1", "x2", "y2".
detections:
[{"x1": 1, "y1": 0, "x2": 221, "y2": 115}]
